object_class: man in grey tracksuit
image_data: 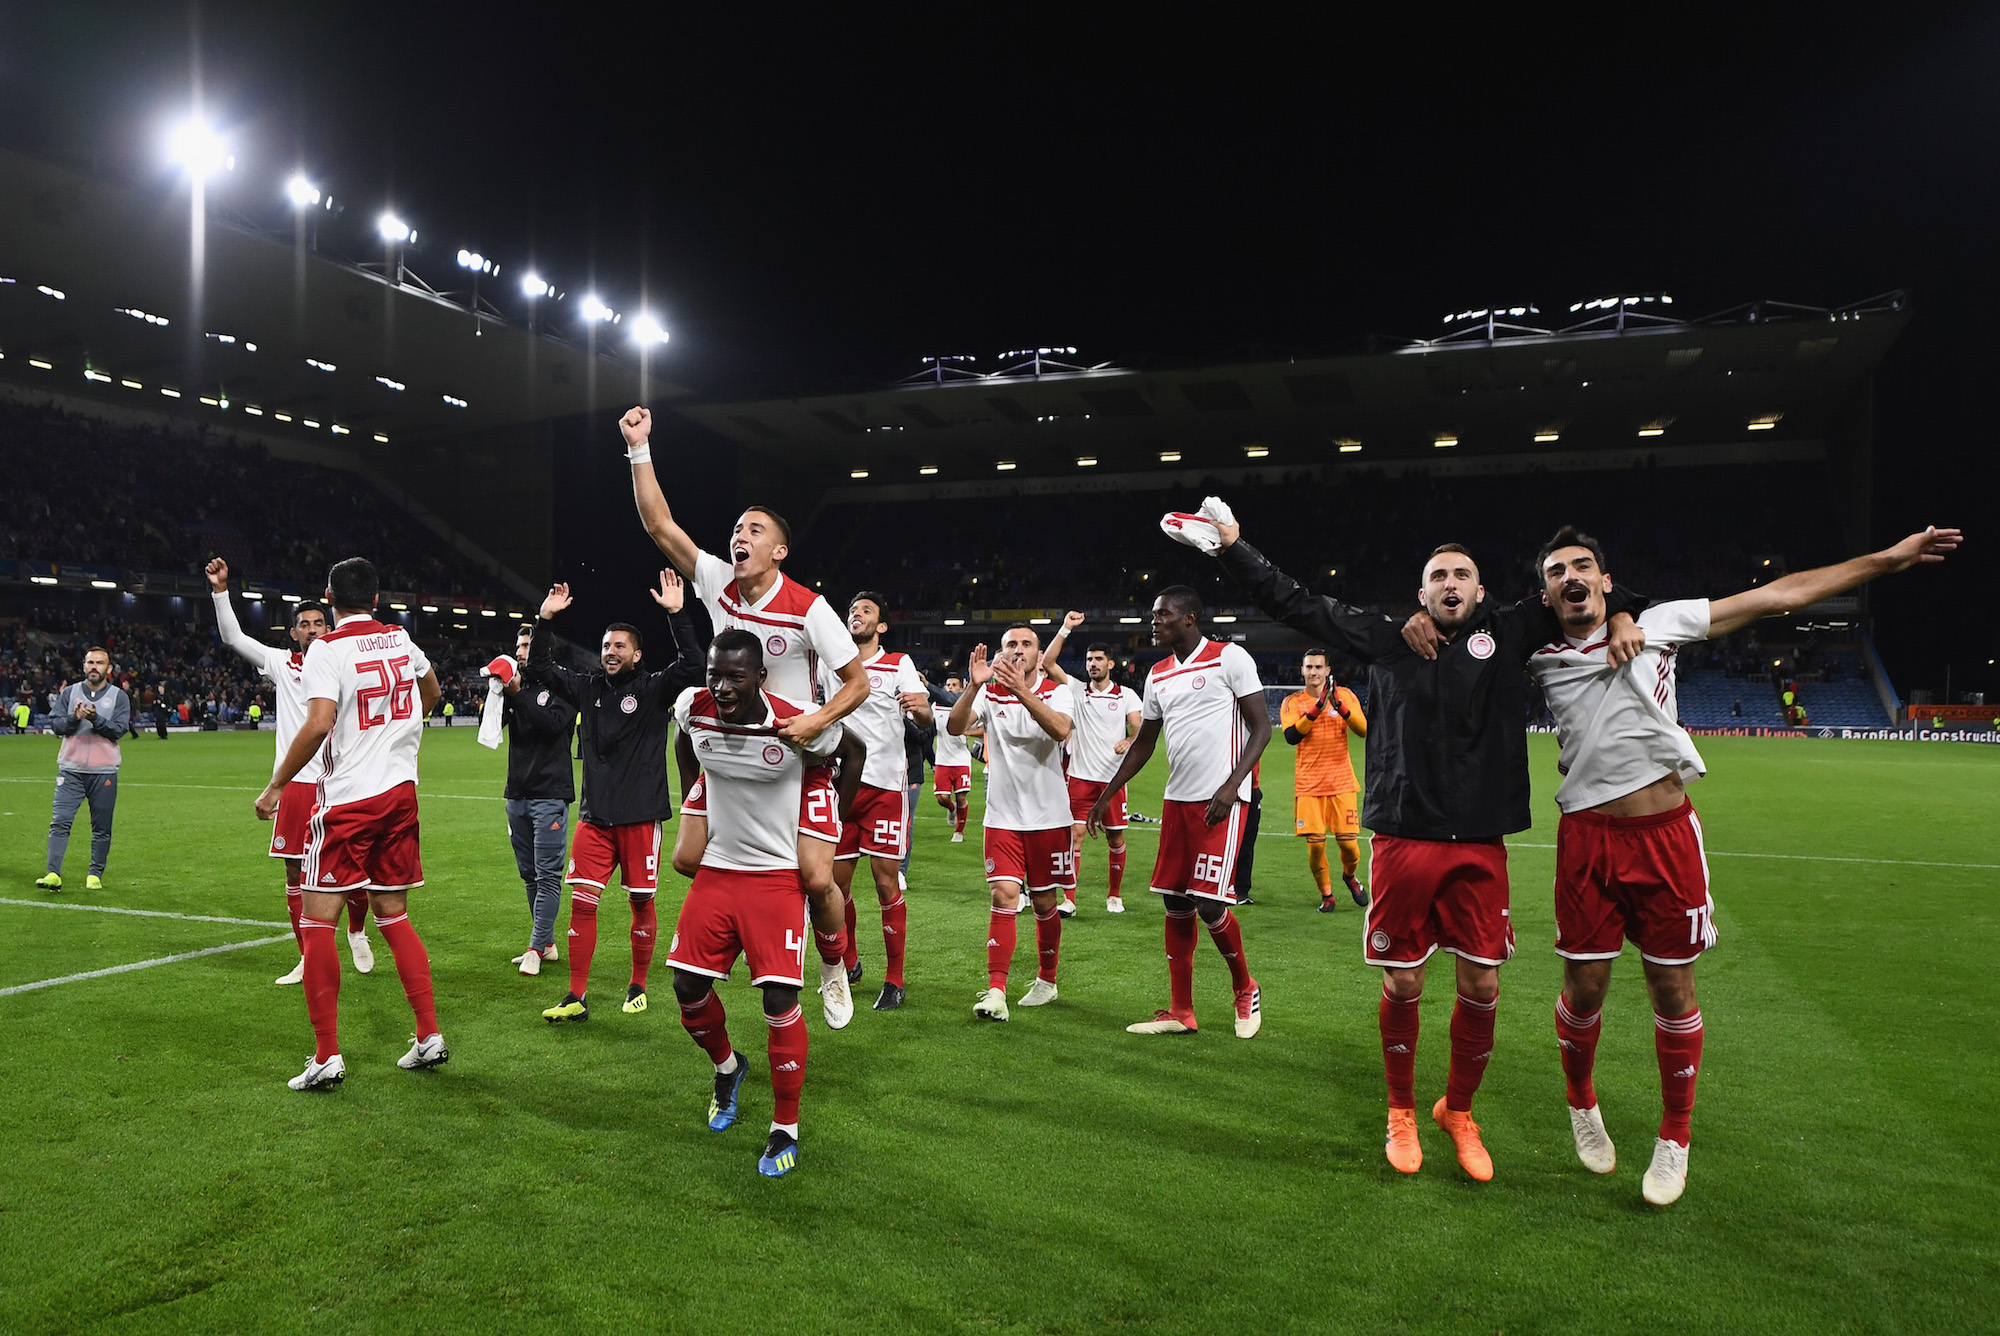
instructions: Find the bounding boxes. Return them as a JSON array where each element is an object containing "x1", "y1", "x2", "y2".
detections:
[
  {"x1": 501, "y1": 623, "x2": 580, "y2": 975},
  {"x1": 38, "y1": 646, "x2": 131, "y2": 891}
]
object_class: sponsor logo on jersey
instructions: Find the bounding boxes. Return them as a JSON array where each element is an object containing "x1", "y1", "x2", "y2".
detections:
[
  {"x1": 767, "y1": 634, "x2": 788, "y2": 657},
  {"x1": 620, "y1": 695, "x2": 638, "y2": 714},
  {"x1": 537, "y1": 690, "x2": 551, "y2": 706},
  {"x1": 1370, "y1": 929, "x2": 1391, "y2": 953},
  {"x1": 762, "y1": 744, "x2": 785, "y2": 765},
  {"x1": 1468, "y1": 631, "x2": 1496, "y2": 660}
]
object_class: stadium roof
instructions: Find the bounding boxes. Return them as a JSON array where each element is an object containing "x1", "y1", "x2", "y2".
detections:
[
  {"x1": 0, "y1": 148, "x2": 689, "y2": 445},
  {"x1": 676, "y1": 293, "x2": 1910, "y2": 490}
]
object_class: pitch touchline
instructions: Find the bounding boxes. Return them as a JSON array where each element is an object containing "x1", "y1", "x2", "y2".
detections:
[
  {"x1": 0, "y1": 898, "x2": 289, "y2": 927},
  {"x1": 0, "y1": 935, "x2": 294, "y2": 998},
  {"x1": 0, "y1": 777, "x2": 497, "y2": 801}
]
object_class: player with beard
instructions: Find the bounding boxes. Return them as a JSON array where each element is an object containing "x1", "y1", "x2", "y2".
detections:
[
  {"x1": 620, "y1": 406, "x2": 868, "y2": 1000},
  {"x1": 207, "y1": 559, "x2": 374, "y2": 984},
  {"x1": 1182, "y1": 497, "x2": 1647, "y2": 1180},
  {"x1": 948, "y1": 625, "x2": 1076, "y2": 1020},
  {"x1": 1040, "y1": 611, "x2": 1143, "y2": 915},
  {"x1": 818, "y1": 592, "x2": 931, "y2": 1014},
  {"x1": 1087, "y1": 587, "x2": 1272, "y2": 1038},
  {"x1": 669, "y1": 630, "x2": 865, "y2": 1177},
  {"x1": 1436, "y1": 522, "x2": 1956, "y2": 1206},
  {"x1": 530, "y1": 572, "x2": 703, "y2": 1022}
]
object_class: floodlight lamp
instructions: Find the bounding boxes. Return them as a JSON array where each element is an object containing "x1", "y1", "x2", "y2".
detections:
[
  {"x1": 377, "y1": 212, "x2": 412, "y2": 243},
  {"x1": 457, "y1": 249, "x2": 487, "y2": 271},
  {"x1": 286, "y1": 174, "x2": 321, "y2": 208},
  {"x1": 632, "y1": 315, "x2": 670, "y2": 345},
  {"x1": 579, "y1": 295, "x2": 613, "y2": 322},
  {"x1": 520, "y1": 273, "x2": 550, "y2": 299},
  {"x1": 167, "y1": 120, "x2": 234, "y2": 179}
]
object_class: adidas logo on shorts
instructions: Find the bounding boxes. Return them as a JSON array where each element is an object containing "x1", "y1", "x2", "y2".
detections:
[{"x1": 321, "y1": 874, "x2": 336, "y2": 884}]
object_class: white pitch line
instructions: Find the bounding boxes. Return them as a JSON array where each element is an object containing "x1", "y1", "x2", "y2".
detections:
[
  {"x1": 0, "y1": 898, "x2": 289, "y2": 927},
  {"x1": 0, "y1": 934, "x2": 294, "y2": 997},
  {"x1": 0, "y1": 777, "x2": 498, "y2": 801}
]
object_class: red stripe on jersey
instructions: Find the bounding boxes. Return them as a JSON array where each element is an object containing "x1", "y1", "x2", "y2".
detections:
[
  {"x1": 318, "y1": 619, "x2": 393, "y2": 643},
  {"x1": 682, "y1": 689, "x2": 805, "y2": 730},
  {"x1": 1149, "y1": 639, "x2": 1225, "y2": 683}
]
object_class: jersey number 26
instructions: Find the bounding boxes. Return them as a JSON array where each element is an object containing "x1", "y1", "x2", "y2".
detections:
[{"x1": 356, "y1": 656, "x2": 415, "y2": 731}]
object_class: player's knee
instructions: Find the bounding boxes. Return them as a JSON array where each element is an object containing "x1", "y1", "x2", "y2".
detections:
[
  {"x1": 1642, "y1": 961, "x2": 1696, "y2": 1013},
  {"x1": 1382, "y1": 966, "x2": 1425, "y2": 1001},
  {"x1": 1195, "y1": 900, "x2": 1229, "y2": 927},
  {"x1": 1107, "y1": 833, "x2": 1126, "y2": 851},
  {"x1": 1456, "y1": 963, "x2": 1500, "y2": 1004},
  {"x1": 760, "y1": 983, "x2": 801, "y2": 1017},
  {"x1": 670, "y1": 970, "x2": 712, "y2": 1006},
  {"x1": 627, "y1": 889, "x2": 655, "y2": 908}
]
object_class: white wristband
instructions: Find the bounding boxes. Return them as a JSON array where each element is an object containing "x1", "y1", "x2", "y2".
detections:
[{"x1": 626, "y1": 445, "x2": 652, "y2": 466}]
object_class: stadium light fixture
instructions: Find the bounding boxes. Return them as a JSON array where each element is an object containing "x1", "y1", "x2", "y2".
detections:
[
  {"x1": 1327, "y1": 567, "x2": 1339, "y2": 576},
  {"x1": 389, "y1": 602, "x2": 409, "y2": 611},
  {"x1": 307, "y1": 358, "x2": 336, "y2": 372},
  {"x1": 1434, "y1": 434, "x2": 1458, "y2": 448},
  {"x1": 90, "y1": 579, "x2": 118, "y2": 590},
  {"x1": 1030, "y1": 617, "x2": 1052, "y2": 626},
  {"x1": 84, "y1": 370, "x2": 110, "y2": 382},
  {"x1": 849, "y1": 469, "x2": 869, "y2": 479},
  {"x1": 919, "y1": 465, "x2": 939, "y2": 475},
  {"x1": 509, "y1": 611, "x2": 524, "y2": 619},
  {"x1": 1637, "y1": 426, "x2": 1666, "y2": 437},
  {"x1": 421, "y1": 604, "x2": 440, "y2": 613},
  {"x1": 480, "y1": 609, "x2": 497, "y2": 618},
  {"x1": 273, "y1": 412, "x2": 293, "y2": 422},
  {"x1": 282, "y1": 594, "x2": 303, "y2": 604},
  {"x1": 166, "y1": 119, "x2": 234, "y2": 179},
  {"x1": 1119, "y1": 616, "x2": 1142, "y2": 624},
  {"x1": 160, "y1": 387, "x2": 181, "y2": 397},
  {"x1": 375, "y1": 376, "x2": 406, "y2": 391},
  {"x1": 376, "y1": 212, "x2": 412, "y2": 244},
  {"x1": 579, "y1": 295, "x2": 614, "y2": 323},
  {"x1": 1243, "y1": 445, "x2": 1269, "y2": 459},
  {"x1": 455, "y1": 250, "x2": 497, "y2": 275},
  {"x1": 1335, "y1": 438, "x2": 1362, "y2": 453},
  {"x1": 1076, "y1": 456, "x2": 1097, "y2": 467},
  {"x1": 1534, "y1": 430, "x2": 1560, "y2": 443},
  {"x1": 520, "y1": 273, "x2": 552, "y2": 299},
  {"x1": 632, "y1": 314, "x2": 670, "y2": 345},
  {"x1": 243, "y1": 405, "x2": 263, "y2": 415},
  {"x1": 30, "y1": 575, "x2": 57, "y2": 586},
  {"x1": 944, "y1": 618, "x2": 966, "y2": 626},
  {"x1": 374, "y1": 433, "x2": 390, "y2": 443},
  {"x1": 442, "y1": 394, "x2": 468, "y2": 408},
  {"x1": 1211, "y1": 615, "x2": 1238, "y2": 624},
  {"x1": 1748, "y1": 413, "x2": 1782, "y2": 430},
  {"x1": 27, "y1": 358, "x2": 49, "y2": 370},
  {"x1": 36, "y1": 285, "x2": 65, "y2": 300},
  {"x1": 120, "y1": 379, "x2": 142, "y2": 390},
  {"x1": 286, "y1": 174, "x2": 322, "y2": 208}
]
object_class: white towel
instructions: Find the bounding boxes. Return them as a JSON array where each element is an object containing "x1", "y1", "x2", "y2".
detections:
[
  {"x1": 477, "y1": 654, "x2": 517, "y2": 751},
  {"x1": 1158, "y1": 496, "x2": 1238, "y2": 553}
]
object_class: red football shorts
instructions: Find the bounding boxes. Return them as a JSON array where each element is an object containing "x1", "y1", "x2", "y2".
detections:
[
  {"x1": 1364, "y1": 834, "x2": 1514, "y2": 967},
  {"x1": 1067, "y1": 777, "x2": 1128, "y2": 829},
  {"x1": 303, "y1": 781, "x2": 423, "y2": 892},
  {"x1": 1554, "y1": 799, "x2": 1718, "y2": 966},
  {"x1": 566, "y1": 819, "x2": 661, "y2": 893},
  {"x1": 800, "y1": 764, "x2": 842, "y2": 844},
  {"x1": 668, "y1": 866, "x2": 809, "y2": 987},
  {"x1": 269, "y1": 779, "x2": 317, "y2": 859},
  {"x1": 837, "y1": 782, "x2": 907, "y2": 861},
  {"x1": 1148, "y1": 798, "x2": 1245, "y2": 903},
  {"x1": 933, "y1": 764, "x2": 972, "y2": 796},
  {"x1": 983, "y1": 826, "x2": 1076, "y2": 891}
]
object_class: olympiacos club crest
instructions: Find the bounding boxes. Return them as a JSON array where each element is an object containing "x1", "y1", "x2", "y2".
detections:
[
  {"x1": 620, "y1": 695, "x2": 638, "y2": 713},
  {"x1": 767, "y1": 634, "x2": 788, "y2": 657},
  {"x1": 1467, "y1": 632, "x2": 1495, "y2": 660},
  {"x1": 763, "y1": 744, "x2": 786, "y2": 765}
]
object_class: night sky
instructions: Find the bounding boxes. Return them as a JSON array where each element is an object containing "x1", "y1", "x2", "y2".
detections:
[{"x1": 2, "y1": 4, "x2": 1992, "y2": 693}]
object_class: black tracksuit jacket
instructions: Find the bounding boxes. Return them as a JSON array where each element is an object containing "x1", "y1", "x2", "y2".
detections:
[
  {"x1": 502, "y1": 676, "x2": 579, "y2": 803},
  {"x1": 525, "y1": 611, "x2": 703, "y2": 827},
  {"x1": 1218, "y1": 540, "x2": 1646, "y2": 842}
]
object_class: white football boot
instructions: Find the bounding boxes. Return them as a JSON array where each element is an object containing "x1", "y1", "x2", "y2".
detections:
[
  {"x1": 973, "y1": 986, "x2": 1010, "y2": 1022},
  {"x1": 818, "y1": 957, "x2": 855, "y2": 1030},
  {"x1": 348, "y1": 931, "x2": 375, "y2": 974},
  {"x1": 288, "y1": 1053, "x2": 345, "y2": 1090},
  {"x1": 1105, "y1": 895, "x2": 1125, "y2": 914},
  {"x1": 1642, "y1": 1138, "x2": 1689, "y2": 1206},
  {"x1": 275, "y1": 957, "x2": 306, "y2": 986},
  {"x1": 397, "y1": 1032, "x2": 449, "y2": 1070},
  {"x1": 1568, "y1": 1104, "x2": 1617, "y2": 1174},
  {"x1": 516, "y1": 949, "x2": 542, "y2": 976},
  {"x1": 1018, "y1": 979, "x2": 1059, "y2": 1007}
]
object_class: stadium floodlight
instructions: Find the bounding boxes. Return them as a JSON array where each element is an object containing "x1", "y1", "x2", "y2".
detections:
[
  {"x1": 1211, "y1": 615, "x2": 1237, "y2": 624},
  {"x1": 631, "y1": 314, "x2": 670, "y2": 345},
  {"x1": 1158, "y1": 450, "x2": 1181, "y2": 462},
  {"x1": 520, "y1": 273, "x2": 552, "y2": 299},
  {"x1": 849, "y1": 469, "x2": 869, "y2": 479},
  {"x1": 995, "y1": 460, "x2": 1016, "y2": 471},
  {"x1": 1076, "y1": 456, "x2": 1097, "y2": 467},
  {"x1": 1243, "y1": 445, "x2": 1270, "y2": 459},
  {"x1": 166, "y1": 119, "x2": 234, "y2": 179},
  {"x1": 1534, "y1": 430, "x2": 1560, "y2": 443},
  {"x1": 376, "y1": 211, "x2": 412, "y2": 244},
  {"x1": 286, "y1": 174, "x2": 321, "y2": 208},
  {"x1": 1118, "y1": 616, "x2": 1143, "y2": 624},
  {"x1": 1336, "y1": 438, "x2": 1363, "y2": 453},
  {"x1": 90, "y1": 579, "x2": 118, "y2": 590},
  {"x1": 1434, "y1": 434, "x2": 1458, "y2": 448},
  {"x1": 943, "y1": 618, "x2": 966, "y2": 626},
  {"x1": 919, "y1": 465, "x2": 939, "y2": 475},
  {"x1": 579, "y1": 295, "x2": 614, "y2": 322}
]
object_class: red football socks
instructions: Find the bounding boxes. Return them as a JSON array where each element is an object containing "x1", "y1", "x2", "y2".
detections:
[
  {"x1": 299, "y1": 915, "x2": 341, "y2": 1061},
  {"x1": 566, "y1": 889, "x2": 600, "y2": 998},
  {"x1": 345, "y1": 890, "x2": 369, "y2": 935},
  {"x1": 881, "y1": 894, "x2": 908, "y2": 987},
  {"x1": 1107, "y1": 846, "x2": 1127, "y2": 894},
  {"x1": 1379, "y1": 987, "x2": 1421, "y2": 1110},
  {"x1": 678, "y1": 988, "x2": 733, "y2": 1065},
  {"x1": 629, "y1": 896, "x2": 658, "y2": 990},
  {"x1": 842, "y1": 895, "x2": 860, "y2": 971},
  {"x1": 1034, "y1": 904, "x2": 1062, "y2": 983},
  {"x1": 1655, "y1": 1008, "x2": 1704, "y2": 1145},
  {"x1": 1555, "y1": 993, "x2": 1603, "y2": 1109},
  {"x1": 766, "y1": 1002, "x2": 807, "y2": 1126},
  {"x1": 286, "y1": 888, "x2": 305, "y2": 951},
  {"x1": 374, "y1": 912, "x2": 438, "y2": 1038},
  {"x1": 1445, "y1": 991, "x2": 1498, "y2": 1112},
  {"x1": 953, "y1": 802, "x2": 968, "y2": 835},
  {"x1": 1165, "y1": 907, "x2": 1198, "y2": 1020},
  {"x1": 813, "y1": 925, "x2": 847, "y2": 966},
  {"x1": 1206, "y1": 910, "x2": 1253, "y2": 993},
  {"x1": 986, "y1": 907, "x2": 1019, "y2": 988}
]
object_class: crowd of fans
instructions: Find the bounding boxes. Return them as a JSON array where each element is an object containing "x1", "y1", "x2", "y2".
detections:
[{"x1": 0, "y1": 400, "x2": 511, "y2": 600}]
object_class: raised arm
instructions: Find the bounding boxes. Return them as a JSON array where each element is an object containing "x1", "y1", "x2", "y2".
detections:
[
  {"x1": 1214, "y1": 529, "x2": 1391, "y2": 662},
  {"x1": 525, "y1": 584, "x2": 588, "y2": 700},
  {"x1": 620, "y1": 406, "x2": 701, "y2": 578},
  {"x1": 205, "y1": 559, "x2": 275, "y2": 667},
  {"x1": 1040, "y1": 610, "x2": 1084, "y2": 684},
  {"x1": 649, "y1": 568, "x2": 708, "y2": 698},
  {"x1": 1708, "y1": 526, "x2": 1960, "y2": 638},
  {"x1": 994, "y1": 658, "x2": 1071, "y2": 743},
  {"x1": 946, "y1": 645, "x2": 991, "y2": 737}
]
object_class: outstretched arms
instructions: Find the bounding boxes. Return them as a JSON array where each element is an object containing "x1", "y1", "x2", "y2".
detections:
[
  {"x1": 1211, "y1": 519, "x2": 1391, "y2": 662},
  {"x1": 1707, "y1": 526, "x2": 1961, "y2": 637},
  {"x1": 621, "y1": 407, "x2": 701, "y2": 578}
]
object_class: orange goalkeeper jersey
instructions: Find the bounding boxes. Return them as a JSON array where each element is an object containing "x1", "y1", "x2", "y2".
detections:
[{"x1": 1280, "y1": 686, "x2": 1365, "y2": 796}]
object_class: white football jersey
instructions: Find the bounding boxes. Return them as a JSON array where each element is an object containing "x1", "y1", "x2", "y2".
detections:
[
  {"x1": 818, "y1": 648, "x2": 923, "y2": 791},
  {"x1": 303, "y1": 615, "x2": 433, "y2": 806},
  {"x1": 967, "y1": 676, "x2": 1074, "y2": 831},
  {"x1": 1527, "y1": 599, "x2": 1711, "y2": 813},
  {"x1": 677, "y1": 687, "x2": 845, "y2": 872},
  {"x1": 213, "y1": 591, "x2": 323, "y2": 785},
  {"x1": 692, "y1": 550, "x2": 857, "y2": 703},
  {"x1": 1143, "y1": 640, "x2": 1263, "y2": 804},
  {"x1": 1065, "y1": 680, "x2": 1142, "y2": 784},
  {"x1": 933, "y1": 709, "x2": 972, "y2": 767}
]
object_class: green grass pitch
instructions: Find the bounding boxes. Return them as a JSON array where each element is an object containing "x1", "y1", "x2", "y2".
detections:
[{"x1": 0, "y1": 727, "x2": 1995, "y2": 1334}]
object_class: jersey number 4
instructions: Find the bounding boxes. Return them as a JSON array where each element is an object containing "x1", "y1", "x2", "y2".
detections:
[{"x1": 356, "y1": 656, "x2": 415, "y2": 731}]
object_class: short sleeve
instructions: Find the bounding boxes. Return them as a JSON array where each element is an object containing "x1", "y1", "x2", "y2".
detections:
[
  {"x1": 1123, "y1": 687, "x2": 1142, "y2": 714},
  {"x1": 302, "y1": 641, "x2": 339, "y2": 703},
  {"x1": 804, "y1": 595, "x2": 859, "y2": 675},
  {"x1": 1042, "y1": 683, "x2": 1075, "y2": 720},
  {"x1": 674, "y1": 686, "x2": 699, "y2": 730},
  {"x1": 803, "y1": 718, "x2": 845, "y2": 761},
  {"x1": 1638, "y1": 599, "x2": 1712, "y2": 648},
  {"x1": 1142, "y1": 677, "x2": 1163, "y2": 721},
  {"x1": 406, "y1": 636, "x2": 432, "y2": 680},
  {"x1": 1225, "y1": 645, "x2": 1264, "y2": 696},
  {"x1": 895, "y1": 658, "x2": 923, "y2": 694},
  {"x1": 970, "y1": 685, "x2": 992, "y2": 726},
  {"x1": 692, "y1": 550, "x2": 732, "y2": 608}
]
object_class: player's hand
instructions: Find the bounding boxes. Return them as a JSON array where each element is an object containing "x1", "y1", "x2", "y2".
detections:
[
  {"x1": 619, "y1": 406, "x2": 652, "y2": 451},
  {"x1": 254, "y1": 783, "x2": 282, "y2": 822},
  {"x1": 1204, "y1": 785, "x2": 1235, "y2": 827},
  {"x1": 1605, "y1": 612, "x2": 1646, "y2": 668},
  {"x1": 1214, "y1": 516, "x2": 1240, "y2": 548},
  {"x1": 1332, "y1": 691, "x2": 1349, "y2": 719},
  {"x1": 1062, "y1": 610, "x2": 1085, "y2": 633},
  {"x1": 897, "y1": 691, "x2": 927, "y2": 715},
  {"x1": 1881, "y1": 525, "x2": 1963, "y2": 572},
  {"x1": 967, "y1": 644, "x2": 994, "y2": 686},
  {"x1": 1113, "y1": 737, "x2": 1132, "y2": 755},
  {"x1": 204, "y1": 558, "x2": 229, "y2": 592},
  {"x1": 1085, "y1": 795, "x2": 1111, "y2": 838},
  {"x1": 991, "y1": 655, "x2": 1028, "y2": 695},
  {"x1": 776, "y1": 710, "x2": 829, "y2": 748},
  {"x1": 72, "y1": 699, "x2": 91, "y2": 719},
  {"x1": 1401, "y1": 611, "x2": 1441, "y2": 661},
  {"x1": 539, "y1": 582, "x2": 573, "y2": 620},
  {"x1": 649, "y1": 568, "x2": 684, "y2": 613}
]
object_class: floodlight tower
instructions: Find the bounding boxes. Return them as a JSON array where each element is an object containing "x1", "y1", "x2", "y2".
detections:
[
  {"x1": 456, "y1": 249, "x2": 499, "y2": 336},
  {"x1": 167, "y1": 112, "x2": 234, "y2": 406}
]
